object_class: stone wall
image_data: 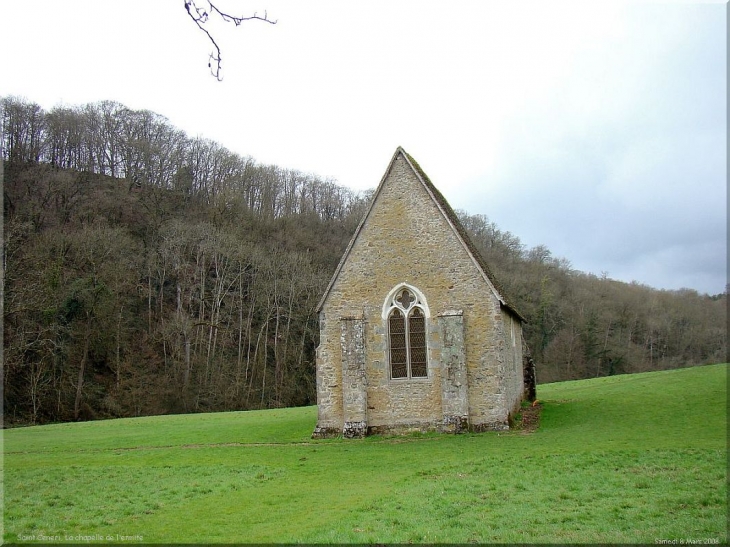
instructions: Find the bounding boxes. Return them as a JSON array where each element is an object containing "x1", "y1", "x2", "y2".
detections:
[
  {"x1": 438, "y1": 311, "x2": 469, "y2": 433},
  {"x1": 312, "y1": 310, "x2": 342, "y2": 438},
  {"x1": 313, "y1": 151, "x2": 525, "y2": 437},
  {"x1": 501, "y1": 308, "x2": 525, "y2": 422},
  {"x1": 340, "y1": 317, "x2": 367, "y2": 438}
]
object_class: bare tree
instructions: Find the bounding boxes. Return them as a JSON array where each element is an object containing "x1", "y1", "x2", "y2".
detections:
[{"x1": 184, "y1": 1, "x2": 276, "y2": 80}]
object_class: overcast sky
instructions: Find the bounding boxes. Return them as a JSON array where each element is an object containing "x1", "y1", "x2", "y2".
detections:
[{"x1": 2, "y1": 1, "x2": 727, "y2": 295}]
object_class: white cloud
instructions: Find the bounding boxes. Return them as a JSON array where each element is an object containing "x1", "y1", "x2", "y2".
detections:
[{"x1": 2, "y1": 0, "x2": 726, "y2": 294}]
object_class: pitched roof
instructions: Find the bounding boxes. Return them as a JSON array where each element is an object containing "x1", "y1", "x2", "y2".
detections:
[{"x1": 317, "y1": 147, "x2": 525, "y2": 321}]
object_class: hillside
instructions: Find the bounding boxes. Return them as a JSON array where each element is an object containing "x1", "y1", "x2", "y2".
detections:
[
  {"x1": 3, "y1": 95, "x2": 726, "y2": 425},
  {"x1": 4, "y1": 364, "x2": 727, "y2": 543}
]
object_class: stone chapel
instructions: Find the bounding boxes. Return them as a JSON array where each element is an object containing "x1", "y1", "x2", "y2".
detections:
[{"x1": 312, "y1": 147, "x2": 532, "y2": 438}]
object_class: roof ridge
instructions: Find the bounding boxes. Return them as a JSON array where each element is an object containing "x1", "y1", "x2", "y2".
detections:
[{"x1": 399, "y1": 150, "x2": 524, "y2": 321}]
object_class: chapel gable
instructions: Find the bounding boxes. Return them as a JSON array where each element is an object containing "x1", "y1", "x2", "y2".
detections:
[{"x1": 313, "y1": 148, "x2": 532, "y2": 438}]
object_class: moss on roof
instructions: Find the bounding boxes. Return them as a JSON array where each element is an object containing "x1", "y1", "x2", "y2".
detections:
[{"x1": 402, "y1": 149, "x2": 524, "y2": 322}]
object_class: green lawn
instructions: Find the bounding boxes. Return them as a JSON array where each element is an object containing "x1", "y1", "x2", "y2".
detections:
[{"x1": 4, "y1": 364, "x2": 727, "y2": 544}]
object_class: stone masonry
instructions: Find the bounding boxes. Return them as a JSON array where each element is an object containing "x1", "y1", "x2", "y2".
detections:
[{"x1": 312, "y1": 148, "x2": 528, "y2": 438}]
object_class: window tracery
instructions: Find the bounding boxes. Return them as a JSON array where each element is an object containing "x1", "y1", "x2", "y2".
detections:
[{"x1": 386, "y1": 287, "x2": 428, "y2": 379}]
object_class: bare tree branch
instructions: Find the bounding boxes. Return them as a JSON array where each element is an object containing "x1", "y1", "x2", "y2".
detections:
[{"x1": 184, "y1": 1, "x2": 277, "y2": 81}]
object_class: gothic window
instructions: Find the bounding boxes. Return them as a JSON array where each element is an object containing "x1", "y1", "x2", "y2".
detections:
[{"x1": 386, "y1": 287, "x2": 428, "y2": 379}]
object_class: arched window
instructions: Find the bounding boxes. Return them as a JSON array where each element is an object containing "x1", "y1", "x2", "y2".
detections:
[{"x1": 386, "y1": 287, "x2": 428, "y2": 379}]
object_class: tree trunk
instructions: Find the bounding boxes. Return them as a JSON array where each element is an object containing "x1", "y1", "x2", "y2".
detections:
[{"x1": 74, "y1": 316, "x2": 93, "y2": 420}]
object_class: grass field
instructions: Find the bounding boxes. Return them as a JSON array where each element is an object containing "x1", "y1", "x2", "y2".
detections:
[{"x1": 4, "y1": 364, "x2": 727, "y2": 544}]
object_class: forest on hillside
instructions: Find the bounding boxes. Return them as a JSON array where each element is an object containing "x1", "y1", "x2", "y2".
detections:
[{"x1": 3, "y1": 96, "x2": 726, "y2": 425}]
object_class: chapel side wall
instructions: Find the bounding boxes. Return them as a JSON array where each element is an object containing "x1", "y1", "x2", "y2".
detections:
[
  {"x1": 468, "y1": 307, "x2": 525, "y2": 430},
  {"x1": 466, "y1": 295, "x2": 511, "y2": 431},
  {"x1": 500, "y1": 308, "x2": 525, "y2": 421}
]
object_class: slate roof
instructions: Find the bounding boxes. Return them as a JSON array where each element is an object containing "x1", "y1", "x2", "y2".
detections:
[{"x1": 317, "y1": 147, "x2": 525, "y2": 322}]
